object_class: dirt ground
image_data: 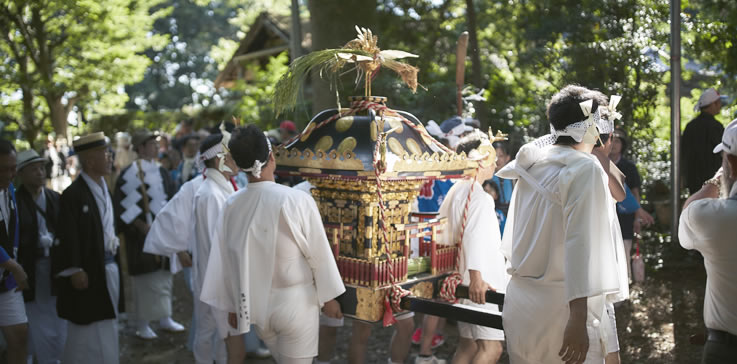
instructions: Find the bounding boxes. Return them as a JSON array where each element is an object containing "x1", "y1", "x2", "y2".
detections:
[
  {"x1": 116, "y1": 256, "x2": 707, "y2": 364},
  {"x1": 0, "y1": 250, "x2": 706, "y2": 363}
]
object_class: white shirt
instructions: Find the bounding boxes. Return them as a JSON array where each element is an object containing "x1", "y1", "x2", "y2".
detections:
[
  {"x1": 144, "y1": 175, "x2": 204, "y2": 273},
  {"x1": 192, "y1": 169, "x2": 234, "y2": 297},
  {"x1": 498, "y1": 145, "x2": 622, "y2": 302},
  {"x1": 200, "y1": 181, "x2": 345, "y2": 335},
  {"x1": 0, "y1": 189, "x2": 9, "y2": 234},
  {"x1": 679, "y1": 182, "x2": 737, "y2": 335},
  {"x1": 80, "y1": 172, "x2": 118, "y2": 254},
  {"x1": 438, "y1": 179, "x2": 509, "y2": 291},
  {"x1": 35, "y1": 190, "x2": 55, "y2": 255}
]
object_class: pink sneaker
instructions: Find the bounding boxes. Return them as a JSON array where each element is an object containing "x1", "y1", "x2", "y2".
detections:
[
  {"x1": 411, "y1": 328, "x2": 423, "y2": 345},
  {"x1": 431, "y1": 334, "x2": 445, "y2": 349}
]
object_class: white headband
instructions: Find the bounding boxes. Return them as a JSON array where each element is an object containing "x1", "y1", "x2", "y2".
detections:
[
  {"x1": 243, "y1": 135, "x2": 272, "y2": 178},
  {"x1": 533, "y1": 99, "x2": 601, "y2": 148},
  {"x1": 199, "y1": 143, "x2": 224, "y2": 162},
  {"x1": 596, "y1": 95, "x2": 622, "y2": 135}
]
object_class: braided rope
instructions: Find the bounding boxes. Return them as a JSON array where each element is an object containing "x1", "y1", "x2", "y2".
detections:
[
  {"x1": 439, "y1": 170, "x2": 479, "y2": 303},
  {"x1": 371, "y1": 121, "x2": 412, "y2": 326}
]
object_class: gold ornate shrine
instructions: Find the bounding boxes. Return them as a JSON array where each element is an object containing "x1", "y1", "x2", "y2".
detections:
[
  {"x1": 273, "y1": 28, "x2": 506, "y2": 325},
  {"x1": 275, "y1": 96, "x2": 479, "y2": 304}
]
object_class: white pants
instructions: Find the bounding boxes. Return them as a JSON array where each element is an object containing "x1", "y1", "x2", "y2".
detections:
[
  {"x1": 457, "y1": 298, "x2": 505, "y2": 341},
  {"x1": 130, "y1": 269, "x2": 173, "y2": 322},
  {"x1": 63, "y1": 262, "x2": 119, "y2": 364},
  {"x1": 255, "y1": 283, "x2": 319, "y2": 361},
  {"x1": 0, "y1": 290, "x2": 27, "y2": 327},
  {"x1": 504, "y1": 278, "x2": 604, "y2": 364},
  {"x1": 25, "y1": 257, "x2": 67, "y2": 364},
  {"x1": 193, "y1": 298, "x2": 227, "y2": 364}
]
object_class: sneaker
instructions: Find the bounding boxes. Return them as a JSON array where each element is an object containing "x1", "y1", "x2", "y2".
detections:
[
  {"x1": 430, "y1": 334, "x2": 445, "y2": 349},
  {"x1": 414, "y1": 355, "x2": 446, "y2": 364},
  {"x1": 411, "y1": 328, "x2": 423, "y2": 345},
  {"x1": 136, "y1": 323, "x2": 158, "y2": 340},
  {"x1": 159, "y1": 317, "x2": 186, "y2": 332},
  {"x1": 249, "y1": 347, "x2": 271, "y2": 359}
]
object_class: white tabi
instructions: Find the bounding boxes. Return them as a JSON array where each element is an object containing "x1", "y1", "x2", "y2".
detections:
[
  {"x1": 143, "y1": 174, "x2": 205, "y2": 273},
  {"x1": 63, "y1": 172, "x2": 120, "y2": 364},
  {"x1": 200, "y1": 181, "x2": 345, "y2": 359},
  {"x1": 497, "y1": 144, "x2": 626, "y2": 364},
  {"x1": 191, "y1": 169, "x2": 234, "y2": 364},
  {"x1": 438, "y1": 179, "x2": 509, "y2": 340}
]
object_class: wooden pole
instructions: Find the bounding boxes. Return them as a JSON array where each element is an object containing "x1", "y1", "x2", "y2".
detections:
[{"x1": 670, "y1": 0, "x2": 682, "y2": 238}]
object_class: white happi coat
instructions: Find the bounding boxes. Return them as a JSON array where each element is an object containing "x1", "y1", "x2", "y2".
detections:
[
  {"x1": 191, "y1": 169, "x2": 234, "y2": 363},
  {"x1": 143, "y1": 175, "x2": 204, "y2": 273},
  {"x1": 497, "y1": 144, "x2": 627, "y2": 363},
  {"x1": 438, "y1": 179, "x2": 509, "y2": 297},
  {"x1": 200, "y1": 181, "x2": 345, "y2": 337}
]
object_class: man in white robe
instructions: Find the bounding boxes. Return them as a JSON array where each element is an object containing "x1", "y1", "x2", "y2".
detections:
[
  {"x1": 143, "y1": 172, "x2": 202, "y2": 349},
  {"x1": 201, "y1": 125, "x2": 345, "y2": 364},
  {"x1": 497, "y1": 85, "x2": 625, "y2": 364},
  {"x1": 190, "y1": 133, "x2": 245, "y2": 364},
  {"x1": 423, "y1": 131, "x2": 509, "y2": 364}
]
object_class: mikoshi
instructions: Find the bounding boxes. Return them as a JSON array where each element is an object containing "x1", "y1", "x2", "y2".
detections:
[{"x1": 273, "y1": 27, "x2": 504, "y2": 328}]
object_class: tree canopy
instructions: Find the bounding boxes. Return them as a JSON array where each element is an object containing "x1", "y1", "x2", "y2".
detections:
[
  {"x1": 2, "y1": 0, "x2": 736, "y2": 165},
  {"x1": 0, "y1": 0, "x2": 168, "y2": 143}
]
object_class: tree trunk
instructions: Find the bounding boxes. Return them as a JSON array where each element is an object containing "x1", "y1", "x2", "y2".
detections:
[
  {"x1": 307, "y1": 0, "x2": 378, "y2": 113},
  {"x1": 46, "y1": 94, "x2": 68, "y2": 138},
  {"x1": 20, "y1": 86, "x2": 40, "y2": 145},
  {"x1": 19, "y1": 55, "x2": 42, "y2": 144},
  {"x1": 465, "y1": 0, "x2": 491, "y2": 127}
]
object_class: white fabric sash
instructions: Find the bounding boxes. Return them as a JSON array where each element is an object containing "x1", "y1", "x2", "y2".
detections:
[{"x1": 119, "y1": 160, "x2": 168, "y2": 225}]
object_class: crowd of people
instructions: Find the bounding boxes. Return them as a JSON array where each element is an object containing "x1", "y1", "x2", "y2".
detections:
[{"x1": 0, "y1": 84, "x2": 733, "y2": 364}]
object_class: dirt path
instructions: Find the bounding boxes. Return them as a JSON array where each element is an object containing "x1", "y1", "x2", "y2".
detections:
[{"x1": 117, "y1": 261, "x2": 706, "y2": 364}]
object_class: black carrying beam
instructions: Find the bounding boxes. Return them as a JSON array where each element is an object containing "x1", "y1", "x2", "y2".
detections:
[
  {"x1": 454, "y1": 285, "x2": 505, "y2": 309},
  {"x1": 400, "y1": 296, "x2": 503, "y2": 330}
]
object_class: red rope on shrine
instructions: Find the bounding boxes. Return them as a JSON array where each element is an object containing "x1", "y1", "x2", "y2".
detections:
[
  {"x1": 439, "y1": 169, "x2": 479, "y2": 303},
  {"x1": 372, "y1": 127, "x2": 412, "y2": 327}
]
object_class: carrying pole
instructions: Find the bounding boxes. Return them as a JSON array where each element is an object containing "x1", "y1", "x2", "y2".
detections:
[{"x1": 670, "y1": 0, "x2": 682, "y2": 238}]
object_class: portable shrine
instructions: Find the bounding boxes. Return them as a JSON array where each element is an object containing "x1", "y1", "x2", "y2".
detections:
[{"x1": 274, "y1": 27, "x2": 504, "y2": 328}]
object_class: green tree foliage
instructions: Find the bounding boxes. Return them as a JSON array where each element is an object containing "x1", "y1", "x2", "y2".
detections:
[
  {"x1": 0, "y1": 0, "x2": 168, "y2": 143},
  {"x1": 228, "y1": 52, "x2": 290, "y2": 129},
  {"x1": 124, "y1": 0, "x2": 240, "y2": 111}
]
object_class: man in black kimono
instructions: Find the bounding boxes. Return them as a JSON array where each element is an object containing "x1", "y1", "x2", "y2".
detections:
[
  {"x1": 16, "y1": 149, "x2": 67, "y2": 363},
  {"x1": 52, "y1": 132, "x2": 122, "y2": 364},
  {"x1": 113, "y1": 130, "x2": 182, "y2": 340}
]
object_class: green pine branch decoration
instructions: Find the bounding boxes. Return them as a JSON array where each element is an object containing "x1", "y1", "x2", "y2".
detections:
[{"x1": 273, "y1": 48, "x2": 372, "y2": 116}]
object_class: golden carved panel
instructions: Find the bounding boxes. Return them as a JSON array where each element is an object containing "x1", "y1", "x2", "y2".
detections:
[
  {"x1": 410, "y1": 281, "x2": 434, "y2": 299},
  {"x1": 354, "y1": 287, "x2": 386, "y2": 322}
]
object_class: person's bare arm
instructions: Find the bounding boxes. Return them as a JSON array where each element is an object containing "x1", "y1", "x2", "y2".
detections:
[
  {"x1": 683, "y1": 169, "x2": 722, "y2": 209},
  {"x1": 592, "y1": 148, "x2": 626, "y2": 201},
  {"x1": 468, "y1": 269, "x2": 493, "y2": 304},
  {"x1": 559, "y1": 297, "x2": 589, "y2": 364}
]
